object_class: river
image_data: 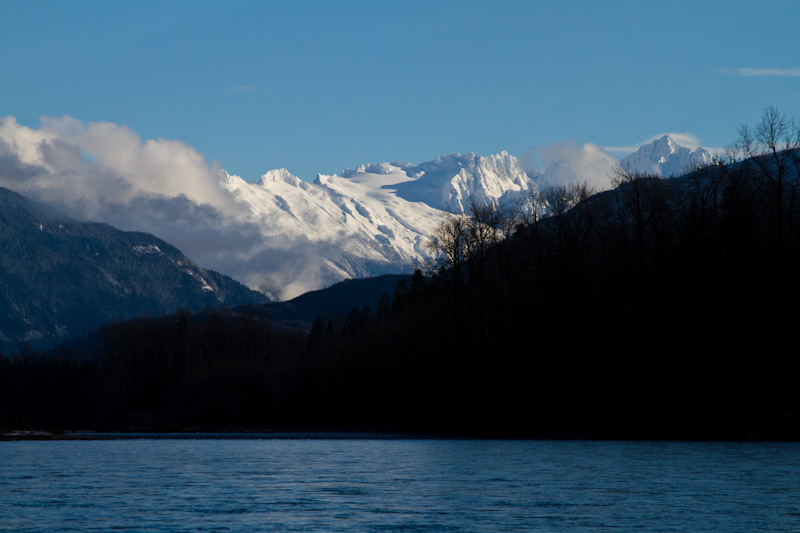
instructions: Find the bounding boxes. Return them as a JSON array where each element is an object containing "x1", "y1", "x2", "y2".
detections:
[{"x1": 1, "y1": 437, "x2": 798, "y2": 531}]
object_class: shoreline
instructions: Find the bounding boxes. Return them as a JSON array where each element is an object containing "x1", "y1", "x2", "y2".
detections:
[{"x1": 3, "y1": 429, "x2": 799, "y2": 442}]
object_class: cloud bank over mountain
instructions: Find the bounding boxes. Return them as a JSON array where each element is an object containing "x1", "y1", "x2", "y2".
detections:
[
  {"x1": 0, "y1": 116, "x2": 236, "y2": 214},
  {"x1": 0, "y1": 116, "x2": 276, "y2": 291},
  {"x1": 520, "y1": 140, "x2": 619, "y2": 188}
]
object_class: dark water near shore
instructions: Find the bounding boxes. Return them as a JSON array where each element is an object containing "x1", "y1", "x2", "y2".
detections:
[{"x1": 1, "y1": 438, "x2": 799, "y2": 531}]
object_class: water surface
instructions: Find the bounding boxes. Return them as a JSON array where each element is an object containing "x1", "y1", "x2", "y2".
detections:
[{"x1": 1, "y1": 439, "x2": 798, "y2": 531}]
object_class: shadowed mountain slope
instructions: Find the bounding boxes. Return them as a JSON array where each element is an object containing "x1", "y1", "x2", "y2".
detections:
[
  {"x1": 237, "y1": 273, "x2": 413, "y2": 331},
  {"x1": 0, "y1": 187, "x2": 268, "y2": 351}
]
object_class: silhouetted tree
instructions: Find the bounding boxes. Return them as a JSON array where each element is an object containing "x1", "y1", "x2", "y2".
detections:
[{"x1": 735, "y1": 106, "x2": 800, "y2": 284}]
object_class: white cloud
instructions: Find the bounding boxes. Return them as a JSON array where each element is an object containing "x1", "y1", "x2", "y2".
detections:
[
  {"x1": 0, "y1": 116, "x2": 240, "y2": 212},
  {"x1": 0, "y1": 115, "x2": 269, "y2": 289},
  {"x1": 522, "y1": 140, "x2": 618, "y2": 189},
  {"x1": 720, "y1": 67, "x2": 800, "y2": 77},
  {"x1": 31, "y1": 116, "x2": 239, "y2": 213}
]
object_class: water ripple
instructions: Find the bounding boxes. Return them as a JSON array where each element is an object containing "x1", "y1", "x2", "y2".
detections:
[{"x1": 1, "y1": 439, "x2": 799, "y2": 531}]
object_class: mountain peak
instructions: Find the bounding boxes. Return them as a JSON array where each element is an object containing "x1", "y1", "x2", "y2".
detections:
[
  {"x1": 655, "y1": 135, "x2": 678, "y2": 151},
  {"x1": 258, "y1": 168, "x2": 301, "y2": 187},
  {"x1": 621, "y1": 135, "x2": 715, "y2": 177}
]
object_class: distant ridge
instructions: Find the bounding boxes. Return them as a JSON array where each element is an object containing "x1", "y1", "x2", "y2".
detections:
[{"x1": 238, "y1": 273, "x2": 413, "y2": 331}]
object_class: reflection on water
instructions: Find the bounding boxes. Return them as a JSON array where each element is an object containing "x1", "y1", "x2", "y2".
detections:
[{"x1": 1, "y1": 439, "x2": 799, "y2": 531}]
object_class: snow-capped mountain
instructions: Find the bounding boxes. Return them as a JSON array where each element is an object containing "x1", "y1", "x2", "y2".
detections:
[
  {"x1": 220, "y1": 138, "x2": 711, "y2": 300},
  {"x1": 0, "y1": 115, "x2": 718, "y2": 303},
  {"x1": 221, "y1": 151, "x2": 536, "y2": 300},
  {"x1": 620, "y1": 135, "x2": 716, "y2": 177},
  {"x1": 385, "y1": 152, "x2": 534, "y2": 212}
]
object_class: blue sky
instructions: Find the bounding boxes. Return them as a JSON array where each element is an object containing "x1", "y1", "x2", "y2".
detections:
[{"x1": 2, "y1": 0, "x2": 800, "y2": 182}]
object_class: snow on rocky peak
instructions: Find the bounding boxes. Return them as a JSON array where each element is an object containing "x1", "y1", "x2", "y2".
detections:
[
  {"x1": 258, "y1": 168, "x2": 308, "y2": 188},
  {"x1": 220, "y1": 151, "x2": 537, "y2": 300},
  {"x1": 621, "y1": 135, "x2": 716, "y2": 177},
  {"x1": 395, "y1": 151, "x2": 535, "y2": 213}
]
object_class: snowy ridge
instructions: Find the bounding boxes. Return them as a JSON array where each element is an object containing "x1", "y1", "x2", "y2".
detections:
[
  {"x1": 395, "y1": 152, "x2": 534, "y2": 213},
  {"x1": 221, "y1": 151, "x2": 536, "y2": 299}
]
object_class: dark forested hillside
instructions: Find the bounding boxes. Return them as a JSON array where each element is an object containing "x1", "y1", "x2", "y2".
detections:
[
  {"x1": 295, "y1": 125, "x2": 800, "y2": 438},
  {"x1": 4, "y1": 109, "x2": 800, "y2": 439},
  {"x1": 0, "y1": 187, "x2": 268, "y2": 351},
  {"x1": 237, "y1": 274, "x2": 413, "y2": 331}
]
